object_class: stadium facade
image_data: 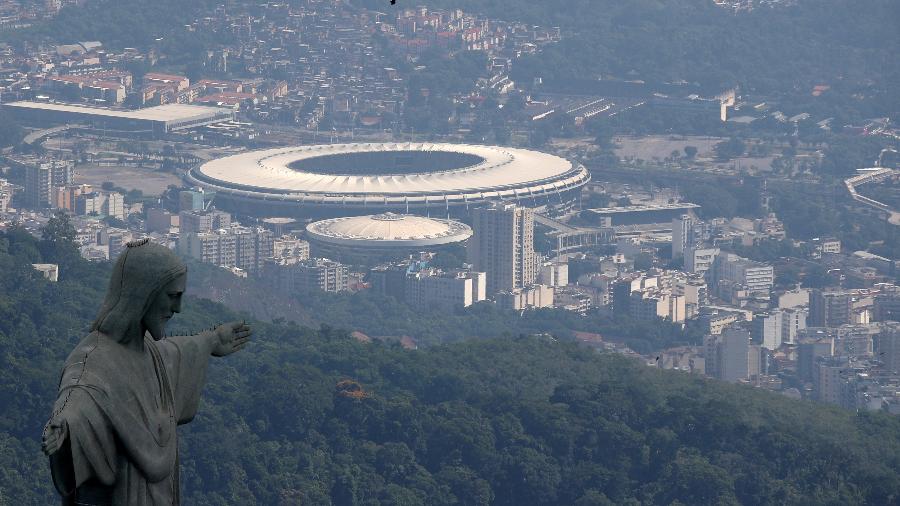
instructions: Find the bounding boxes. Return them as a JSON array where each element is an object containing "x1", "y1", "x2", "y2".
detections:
[{"x1": 184, "y1": 143, "x2": 589, "y2": 218}]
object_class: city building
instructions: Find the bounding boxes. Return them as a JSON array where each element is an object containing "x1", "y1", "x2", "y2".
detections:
[
  {"x1": 814, "y1": 356, "x2": 849, "y2": 405},
  {"x1": 264, "y1": 258, "x2": 349, "y2": 294},
  {"x1": 685, "y1": 247, "x2": 719, "y2": 275},
  {"x1": 752, "y1": 311, "x2": 783, "y2": 350},
  {"x1": 469, "y1": 202, "x2": 536, "y2": 294},
  {"x1": 179, "y1": 190, "x2": 205, "y2": 212},
  {"x1": 713, "y1": 252, "x2": 774, "y2": 294},
  {"x1": 810, "y1": 290, "x2": 853, "y2": 327},
  {"x1": 25, "y1": 160, "x2": 74, "y2": 209},
  {"x1": 781, "y1": 307, "x2": 808, "y2": 345},
  {"x1": 875, "y1": 323, "x2": 900, "y2": 373},
  {"x1": 705, "y1": 325, "x2": 759, "y2": 383},
  {"x1": 76, "y1": 191, "x2": 125, "y2": 220},
  {"x1": 797, "y1": 332, "x2": 836, "y2": 383},
  {"x1": 495, "y1": 284, "x2": 554, "y2": 310},
  {"x1": 0, "y1": 179, "x2": 13, "y2": 213},
  {"x1": 31, "y1": 263, "x2": 59, "y2": 282},
  {"x1": 405, "y1": 269, "x2": 487, "y2": 309},
  {"x1": 272, "y1": 235, "x2": 310, "y2": 263},
  {"x1": 180, "y1": 224, "x2": 273, "y2": 274},
  {"x1": 178, "y1": 209, "x2": 231, "y2": 235},
  {"x1": 145, "y1": 208, "x2": 178, "y2": 234},
  {"x1": 630, "y1": 290, "x2": 686, "y2": 323},
  {"x1": 672, "y1": 214, "x2": 694, "y2": 258},
  {"x1": 538, "y1": 262, "x2": 569, "y2": 287}
]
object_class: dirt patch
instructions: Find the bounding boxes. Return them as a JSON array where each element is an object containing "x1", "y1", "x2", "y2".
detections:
[
  {"x1": 75, "y1": 164, "x2": 181, "y2": 196},
  {"x1": 614, "y1": 135, "x2": 722, "y2": 160}
]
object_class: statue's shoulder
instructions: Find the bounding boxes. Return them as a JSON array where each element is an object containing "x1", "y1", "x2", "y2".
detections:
[{"x1": 60, "y1": 332, "x2": 130, "y2": 383}]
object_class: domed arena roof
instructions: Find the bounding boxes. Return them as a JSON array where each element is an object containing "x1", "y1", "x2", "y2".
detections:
[{"x1": 306, "y1": 213, "x2": 472, "y2": 248}]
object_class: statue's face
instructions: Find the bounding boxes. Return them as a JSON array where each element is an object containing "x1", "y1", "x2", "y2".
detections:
[{"x1": 142, "y1": 274, "x2": 186, "y2": 340}]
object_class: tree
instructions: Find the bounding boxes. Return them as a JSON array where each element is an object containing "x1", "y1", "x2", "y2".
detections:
[
  {"x1": 683, "y1": 146, "x2": 698, "y2": 159},
  {"x1": 38, "y1": 210, "x2": 80, "y2": 274},
  {"x1": 41, "y1": 210, "x2": 76, "y2": 245},
  {"x1": 714, "y1": 138, "x2": 746, "y2": 161},
  {"x1": 0, "y1": 110, "x2": 24, "y2": 148}
]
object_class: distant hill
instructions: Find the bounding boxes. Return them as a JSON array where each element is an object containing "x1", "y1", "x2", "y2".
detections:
[{"x1": 1, "y1": 228, "x2": 899, "y2": 504}]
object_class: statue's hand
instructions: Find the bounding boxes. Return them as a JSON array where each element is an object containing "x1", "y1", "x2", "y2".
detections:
[
  {"x1": 42, "y1": 418, "x2": 68, "y2": 456},
  {"x1": 211, "y1": 321, "x2": 252, "y2": 357}
]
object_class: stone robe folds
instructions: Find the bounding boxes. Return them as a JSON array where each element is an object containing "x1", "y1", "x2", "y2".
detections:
[
  {"x1": 46, "y1": 239, "x2": 209, "y2": 505},
  {"x1": 49, "y1": 333, "x2": 209, "y2": 505}
]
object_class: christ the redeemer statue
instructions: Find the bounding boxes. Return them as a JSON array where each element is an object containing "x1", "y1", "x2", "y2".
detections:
[{"x1": 42, "y1": 238, "x2": 251, "y2": 505}]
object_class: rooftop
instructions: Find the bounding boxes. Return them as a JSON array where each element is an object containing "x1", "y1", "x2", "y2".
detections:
[{"x1": 4, "y1": 101, "x2": 233, "y2": 123}]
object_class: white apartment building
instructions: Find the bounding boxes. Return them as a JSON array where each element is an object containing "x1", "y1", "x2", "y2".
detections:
[
  {"x1": 469, "y1": 202, "x2": 536, "y2": 294},
  {"x1": 405, "y1": 269, "x2": 487, "y2": 309}
]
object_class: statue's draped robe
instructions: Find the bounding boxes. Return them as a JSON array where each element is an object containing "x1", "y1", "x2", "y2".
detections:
[
  {"x1": 46, "y1": 239, "x2": 206, "y2": 505},
  {"x1": 49, "y1": 332, "x2": 209, "y2": 505}
]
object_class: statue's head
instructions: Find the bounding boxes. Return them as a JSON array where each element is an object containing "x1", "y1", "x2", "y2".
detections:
[{"x1": 92, "y1": 238, "x2": 187, "y2": 342}]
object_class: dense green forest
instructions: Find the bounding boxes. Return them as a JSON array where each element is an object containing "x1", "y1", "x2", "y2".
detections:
[{"x1": 3, "y1": 217, "x2": 900, "y2": 504}]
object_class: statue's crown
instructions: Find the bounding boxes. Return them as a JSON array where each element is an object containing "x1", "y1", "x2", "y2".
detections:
[{"x1": 126, "y1": 237, "x2": 151, "y2": 248}]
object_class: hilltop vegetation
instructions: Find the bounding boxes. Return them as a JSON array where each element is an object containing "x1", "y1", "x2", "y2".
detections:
[
  {"x1": 2, "y1": 224, "x2": 900, "y2": 504},
  {"x1": 428, "y1": 0, "x2": 898, "y2": 102}
]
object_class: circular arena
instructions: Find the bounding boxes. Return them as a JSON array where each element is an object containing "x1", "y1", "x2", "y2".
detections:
[
  {"x1": 184, "y1": 143, "x2": 589, "y2": 218},
  {"x1": 306, "y1": 212, "x2": 472, "y2": 262}
]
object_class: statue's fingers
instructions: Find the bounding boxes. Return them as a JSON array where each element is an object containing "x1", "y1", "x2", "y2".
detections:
[{"x1": 231, "y1": 321, "x2": 245, "y2": 330}]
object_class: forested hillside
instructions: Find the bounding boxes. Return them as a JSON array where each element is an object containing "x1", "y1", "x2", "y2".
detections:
[
  {"x1": 423, "y1": 0, "x2": 899, "y2": 100},
  {"x1": 1, "y1": 229, "x2": 899, "y2": 505}
]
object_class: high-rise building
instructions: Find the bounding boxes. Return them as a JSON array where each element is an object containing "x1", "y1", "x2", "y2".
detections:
[
  {"x1": 752, "y1": 311, "x2": 783, "y2": 350},
  {"x1": 468, "y1": 202, "x2": 535, "y2": 294},
  {"x1": 780, "y1": 307, "x2": 808, "y2": 345},
  {"x1": 672, "y1": 214, "x2": 694, "y2": 258},
  {"x1": 720, "y1": 326, "x2": 752, "y2": 383},
  {"x1": 875, "y1": 323, "x2": 900, "y2": 373},
  {"x1": 183, "y1": 229, "x2": 236, "y2": 267},
  {"x1": 814, "y1": 356, "x2": 848, "y2": 405},
  {"x1": 232, "y1": 226, "x2": 275, "y2": 274},
  {"x1": 809, "y1": 290, "x2": 853, "y2": 327},
  {"x1": 25, "y1": 161, "x2": 74, "y2": 209},
  {"x1": 705, "y1": 325, "x2": 758, "y2": 383},
  {"x1": 0, "y1": 179, "x2": 13, "y2": 213},
  {"x1": 797, "y1": 332, "x2": 835, "y2": 382}
]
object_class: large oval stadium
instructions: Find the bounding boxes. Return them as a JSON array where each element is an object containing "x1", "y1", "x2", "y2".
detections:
[{"x1": 184, "y1": 143, "x2": 589, "y2": 218}]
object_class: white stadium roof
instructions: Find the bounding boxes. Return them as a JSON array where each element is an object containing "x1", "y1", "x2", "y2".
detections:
[
  {"x1": 4, "y1": 101, "x2": 233, "y2": 123},
  {"x1": 185, "y1": 143, "x2": 589, "y2": 207},
  {"x1": 306, "y1": 213, "x2": 472, "y2": 248}
]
